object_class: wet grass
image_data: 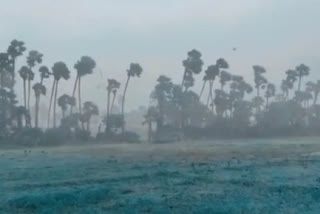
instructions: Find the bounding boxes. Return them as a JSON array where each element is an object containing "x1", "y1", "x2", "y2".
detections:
[{"x1": 1, "y1": 138, "x2": 320, "y2": 213}]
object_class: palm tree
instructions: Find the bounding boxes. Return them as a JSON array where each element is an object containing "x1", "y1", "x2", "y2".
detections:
[
  {"x1": 106, "y1": 79, "x2": 121, "y2": 116},
  {"x1": 32, "y1": 66, "x2": 51, "y2": 128},
  {"x1": 306, "y1": 81, "x2": 320, "y2": 105},
  {"x1": 265, "y1": 83, "x2": 276, "y2": 108},
  {"x1": 110, "y1": 86, "x2": 121, "y2": 114},
  {"x1": 253, "y1": 65, "x2": 268, "y2": 97},
  {"x1": 207, "y1": 58, "x2": 229, "y2": 110},
  {"x1": 0, "y1": 53, "x2": 10, "y2": 89},
  {"x1": 71, "y1": 56, "x2": 96, "y2": 115},
  {"x1": 82, "y1": 101, "x2": 99, "y2": 132},
  {"x1": 296, "y1": 64, "x2": 310, "y2": 92},
  {"x1": 49, "y1": 62, "x2": 70, "y2": 128},
  {"x1": 39, "y1": 66, "x2": 51, "y2": 84},
  {"x1": 32, "y1": 83, "x2": 46, "y2": 128},
  {"x1": 199, "y1": 75, "x2": 209, "y2": 100},
  {"x1": 58, "y1": 94, "x2": 75, "y2": 119},
  {"x1": 121, "y1": 63, "x2": 143, "y2": 133},
  {"x1": 181, "y1": 49, "x2": 203, "y2": 90},
  {"x1": 151, "y1": 75, "x2": 173, "y2": 129},
  {"x1": 13, "y1": 106, "x2": 29, "y2": 129},
  {"x1": 7, "y1": 40, "x2": 26, "y2": 89},
  {"x1": 18, "y1": 66, "x2": 30, "y2": 109},
  {"x1": 205, "y1": 65, "x2": 220, "y2": 109},
  {"x1": 26, "y1": 50, "x2": 43, "y2": 111},
  {"x1": 220, "y1": 70, "x2": 232, "y2": 91},
  {"x1": 142, "y1": 106, "x2": 159, "y2": 143}
]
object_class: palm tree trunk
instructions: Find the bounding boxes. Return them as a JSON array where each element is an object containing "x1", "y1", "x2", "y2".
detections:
[
  {"x1": 34, "y1": 95, "x2": 39, "y2": 128},
  {"x1": 181, "y1": 70, "x2": 187, "y2": 90},
  {"x1": 107, "y1": 91, "x2": 111, "y2": 116},
  {"x1": 70, "y1": 75, "x2": 79, "y2": 114},
  {"x1": 110, "y1": 91, "x2": 117, "y2": 114},
  {"x1": 27, "y1": 79, "x2": 31, "y2": 111},
  {"x1": 10, "y1": 60, "x2": 15, "y2": 92},
  {"x1": 206, "y1": 80, "x2": 213, "y2": 109},
  {"x1": 78, "y1": 77, "x2": 85, "y2": 130},
  {"x1": 53, "y1": 81, "x2": 59, "y2": 128},
  {"x1": 47, "y1": 80, "x2": 56, "y2": 128},
  {"x1": 298, "y1": 77, "x2": 302, "y2": 92},
  {"x1": 23, "y1": 80, "x2": 27, "y2": 109},
  {"x1": 121, "y1": 76, "x2": 130, "y2": 134},
  {"x1": 199, "y1": 80, "x2": 206, "y2": 100}
]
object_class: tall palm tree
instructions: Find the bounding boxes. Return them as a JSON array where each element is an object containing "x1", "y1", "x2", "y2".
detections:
[
  {"x1": 39, "y1": 66, "x2": 51, "y2": 84},
  {"x1": 142, "y1": 106, "x2": 159, "y2": 143},
  {"x1": 253, "y1": 65, "x2": 268, "y2": 97},
  {"x1": 151, "y1": 75, "x2": 173, "y2": 129},
  {"x1": 48, "y1": 62, "x2": 70, "y2": 128},
  {"x1": 71, "y1": 56, "x2": 96, "y2": 115},
  {"x1": 265, "y1": 83, "x2": 276, "y2": 108},
  {"x1": 82, "y1": 101, "x2": 99, "y2": 132},
  {"x1": 199, "y1": 75, "x2": 209, "y2": 100},
  {"x1": 106, "y1": 79, "x2": 121, "y2": 117},
  {"x1": 18, "y1": 66, "x2": 30, "y2": 109},
  {"x1": 32, "y1": 83, "x2": 46, "y2": 128},
  {"x1": 26, "y1": 50, "x2": 43, "y2": 111},
  {"x1": 181, "y1": 49, "x2": 203, "y2": 90},
  {"x1": 33, "y1": 66, "x2": 51, "y2": 128},
  {"x1": 110, "y1": 85, "x2": 121, "y2": 114},
  {"x1": 296, "y1": 64, "x2": 310, "y2": 92},
  {"x1": 204, "y1": 65, "x2": 220, "y2": 109},
  {"x1": 58, "y1": 94, "x2": 75, "y2": 119},
  {"x1": 7, "y1": 40, "x2": 26, "y2": 90},
  {"x1": 121, "y1": 63, "x2": 143, "y2": 133}
]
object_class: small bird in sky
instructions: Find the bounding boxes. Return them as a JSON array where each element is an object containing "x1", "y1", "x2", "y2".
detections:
[{"x1": 232, "y1": 47, "x2": 237, "y2": 51}]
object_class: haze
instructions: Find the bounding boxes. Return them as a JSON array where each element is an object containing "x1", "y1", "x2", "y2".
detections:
[{"x1": 1, "y1": 0, "x2": 319, "y2": 111}]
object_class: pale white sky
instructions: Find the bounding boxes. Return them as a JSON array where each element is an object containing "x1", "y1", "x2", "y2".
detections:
[{"x1": 1, "y1": 0, "x2": 319, "y2": 113}]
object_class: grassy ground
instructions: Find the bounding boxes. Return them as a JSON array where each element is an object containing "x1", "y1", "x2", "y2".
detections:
[{"x1": 1, "y1": 137, "x2": 320, "y2": 213}]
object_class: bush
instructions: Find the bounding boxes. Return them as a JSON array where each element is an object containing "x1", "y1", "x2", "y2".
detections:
[
  {"x1": 12, "y1": 128, "x2": 44, "y2": 146},
  {"x1": 44, "y1": 128, "x2": 71, "y2": 146}
]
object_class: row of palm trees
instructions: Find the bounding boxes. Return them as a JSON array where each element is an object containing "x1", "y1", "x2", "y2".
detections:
[
  {"x1": 0, "y1": 39, "x2": 144, "y2": 139},
  {"x1": 1, "y1": 40, "x2": 320, "y2": 143},
  {"x1": 144, "y1": 49, "x2": 320, "y2": 141}
]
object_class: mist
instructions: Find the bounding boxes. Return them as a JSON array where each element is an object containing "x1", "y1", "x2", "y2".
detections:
[{"x1": 1, "y1": 1, "x2": 320, "y2": 213}]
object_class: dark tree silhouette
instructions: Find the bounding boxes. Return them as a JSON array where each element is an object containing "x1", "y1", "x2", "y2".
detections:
[
  {"x1": 7, "y1": 40, "x2": 26, "y2": 90},
  {"x1": 82, "y1": 101, "x2": 99, "y2": 132},
  {"x1": 71, "y1": 56, "x2": 96, "y2": 118},
  {"x1": 181, "y1": 49, "x2": 203, "y2": 90},
  {"x1": 26, "y1": 50, "x2": 43, "y2": 111},
  {"x1": 48, "y1": 62, "x2": 70, "y2": 128},
  {"x1": 296, "y1": 64, "x2": 310, "y2": 92},
  {"x1": 121, "y1": 63, "x2": 143, "y2": 133},
  {"x1": 58, "y1": 94, "x2": 76, "y2": 119},
  {"x1": 32, "y1": 83, "x2": 46, "y2": 128}
]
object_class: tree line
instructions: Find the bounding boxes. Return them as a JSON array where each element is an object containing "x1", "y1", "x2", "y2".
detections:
[{"x1": 1, "y1": 40, "x2": 320, "y2": 145}]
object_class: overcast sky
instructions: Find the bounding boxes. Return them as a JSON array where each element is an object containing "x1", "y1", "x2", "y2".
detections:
[{"x1": 1, "y1": 0, "x2": 319, "y2": 112}]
